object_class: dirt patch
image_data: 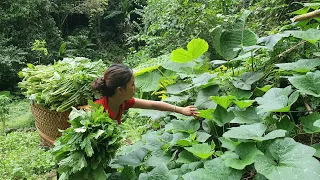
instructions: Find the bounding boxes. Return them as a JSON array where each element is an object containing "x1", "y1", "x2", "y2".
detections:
[{"x1": 294, "y1": 133, "x2": 320, "y2": 146}]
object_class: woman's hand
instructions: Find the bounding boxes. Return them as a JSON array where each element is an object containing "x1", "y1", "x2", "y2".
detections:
[{"x1": 181, "y1": 105, "x2": 199, "y2": 117}]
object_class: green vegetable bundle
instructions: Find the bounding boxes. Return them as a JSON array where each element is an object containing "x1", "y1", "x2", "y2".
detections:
[
  {"x1": 52, "y1": 102, "x2": 122, "y2": 180},
  {"x1": 18, "y1": 57, "x2": 106, "y2": 112}
]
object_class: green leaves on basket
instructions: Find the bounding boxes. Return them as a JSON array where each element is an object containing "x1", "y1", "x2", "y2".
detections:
[{"x1": 52, "y1": 101, "x2": 122, "y2": 179}]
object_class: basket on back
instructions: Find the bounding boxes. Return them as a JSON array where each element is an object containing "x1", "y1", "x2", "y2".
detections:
[
  {"x1": 18, "y1": 57, "x2": 106, "y2": 146},
  {"x1": 31, "y1": 103, "x2": 70, "y2": 146}
]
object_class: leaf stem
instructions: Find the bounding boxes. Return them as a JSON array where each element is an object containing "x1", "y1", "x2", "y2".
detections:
[
  {"x1": 251, "y1": 51, "x2": 254, "y2": 72},
  {"x1": 311, "y1": 133, "x2": 314, "y2": 145}
]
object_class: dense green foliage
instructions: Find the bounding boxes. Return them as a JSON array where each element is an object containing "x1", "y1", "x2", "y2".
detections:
[
  {"x1": 1, "y1": 0, "x2": 305, "y2": 91},
  {"x1": 0, "y1": 131, "x2": 55, "y2": 179},
  {"x1": 0, "y1": 91, "x2": 12, "y2": 134},
  {"x1": 106, "y1": 2, "x2": 320, "y2": 179}
]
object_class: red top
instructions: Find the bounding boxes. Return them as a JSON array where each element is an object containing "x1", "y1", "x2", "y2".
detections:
[{"x1": 95, "y1": 96, "x2": 135, "y2": 124}]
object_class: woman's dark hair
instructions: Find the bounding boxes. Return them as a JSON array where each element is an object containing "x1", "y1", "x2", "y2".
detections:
[{"x1": 91, "y1": 64, "x2": 133, "y2": 97}]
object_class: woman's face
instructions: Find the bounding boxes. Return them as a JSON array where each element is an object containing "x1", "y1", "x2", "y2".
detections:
[{"x1": 123, "y1": 75, "x2": 136, "y2": 100}]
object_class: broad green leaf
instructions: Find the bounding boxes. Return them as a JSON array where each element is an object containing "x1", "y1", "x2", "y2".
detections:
[
  {"x1": 158, "y1": 70, "x2": 178, "y2": 88},
  {"x1": 176, "y1": 139, "x2": 193, "y2": 147},
  {"x1": 223, "y1": 143, "x2": 263, "y2": 170},
  {"x1": 257, "y1": 85, "x2": 273, "y2": 92},
  {"x1": 252, "y1": 129, "x2": 286, "y2": 141},
  {"x1": 218, "y1": 137, "x2": 240, "y2": 151},
  {"x1": 300, "y1": 113, "x2": 320, "y2": 133},
  {"x1": 185, "y1": 143, "x2": 214, "y2": 159},
  {"x1": 311, "y1": 143, "x2": 320, "y2": 158},
  {"x1": 220, "y1": 29, "x2": 258, "y2": 60},
  {"x1": 212, "y1": 26, "x2": 224, "y2": 56},
  {"x1": 287, "y1": 29, "x2": 320, "y2": 44},
  {"x1": 187, "y1": 38, "x2": 209, "y2": 60},
  {"x1": 223, "y1": 123, "x2": 266, "y2": 140},
  {"x1": 288, "y1": 71, "x2": 320, "y2": 97},
  {"x1": 233, "y1": 100, "x2": 255, "y2": 109},
  {"x1": 142, "y1": 131, "x2": 166, "y2": 151},
  {"x1": 176, "y1": 150, "x2": 199, "y2": 164},
  {"x1": 138, "y1": 110, "x2": 169, "y2": 120},
  {"x1": 314, "y1": 52, "x2": 320, "y2": 57},
  {"x1": 212, "y1": 105, "x2": 235, "y2": 127},
  {"x1": 210, "y1": 95, "x2": 236, "y2": 109},
  {"x1": 255, "y1": 138, "x2": 320, "y2": 180},
  {"x1": 195, "y1": 85, "x2": 219, "y2": 109},
  {"x1": 231, "y1": 107, "x2": 267, "y2": 124},
  {"x1": 276, "y1": 115, "x2": 295, "y2": 133},
  {"x1": 121, "y1": 166, "x2": 137, "y2": 180},
  {"x1": 182, "y1": 158, "x2": 243, "y2": 180},
  {"x1": 92, "y1": 166, "x2": 107, "y2": 180},
  {"x1": 256, "y1": 86, "x2": 298, "y2": 113},
  {"x1": 231, "y1": 51, "x2": 252, "y2": 61},
  {"x1": 287, "y1": 91, "x2": 300, "y2": 105},
  {"x1": 162, "y1": 60, "x2": 197, "y2": 74},
  {"x1": 171, "y1": 38, "x2": 208, "y2": 63},
  {"x1": 135, "y1": 71, "x2": 162, "y2": 92},
  {"x1": 145, "y1": 154, "x2": 171, "y2": 167},
  {"x1": 178, "y1": 162, "x2": 203, "y2": 175},
  {"x1": 303, "y1": 3, "x2": 320, "y2": 7},
  {"x1": 229, "y1": 88, "x2": 253, "y2": 100},
  {"x1": 161, "y1": 132, "x2": 173, "y2": 142},
  {"x1": 171, "y1": 120, "x2": 200, "y2": 134},
  {"x1": 139, "y1": 163, "x2": 178, "y2": 180},
  {"x1": 210, "y1": 60, "x2": 228, "y2": 65},
  {"x1": 314, "y1": 120, "x2": 320, "y2": 128},
  {"x1": 213, "y1": 10, "x2": 256, "y2": 60},
  {"x1": 275, "y1": 59, "x2": 320, "y2": 72},
  {"x1": 169, "y1": 133, "x2": 189, "y2": 146},
  {"x1": 196, "y1": 132, "x2": 212, "y2": 143},
  {"x1": 166, "y1": 82, "x2": 192, "y2": 95},
  {"x1": 162, "y1": 95, "x2": 189, "y2": 103},
  {"x1": 290, "y1": 7, "x2": 310, "y2": 15},
  {"x1": 253, "y1": 174, "x2": 268, "y2": 180},
  {"x1": 134, "y1": 54, "x2": 169, "y2": 76},
  {"x1": 198, "y1": 109, "x2": 214, "y2": 119},
  {"x1": 191, "y1": 72, "x2": 218, "y2": 88},
  {"x1": 231, "y1": 72, "x2": 264, "y2": 90},
  {"x1": 114, "y1": 148, "x2": 149, "y2": 167},
  {"x1": 171, "y1": 48, "x2": 193, "y2": 63},
  {"x1": 223, "y1": 123, "x2": 286, "y2": 141},
  {"x1": 242, "y1": 45, "x2": 268, "y2": 52},
  {"x1": 258, "y1": 33, "x2": 289, "y2": 50},
  {"x1": 202, "y1": 119, "x2": 215, "y2": 134}
]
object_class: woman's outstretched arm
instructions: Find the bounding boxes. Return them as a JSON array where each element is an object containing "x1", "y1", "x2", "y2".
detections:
[{"x1": 132, "y1": 98, "x2": 199, "y2": 117}]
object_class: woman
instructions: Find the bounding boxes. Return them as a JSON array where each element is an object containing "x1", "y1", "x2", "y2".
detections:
[{"x1": 91, "y1": 64, "x2": 199, "y2": 124}]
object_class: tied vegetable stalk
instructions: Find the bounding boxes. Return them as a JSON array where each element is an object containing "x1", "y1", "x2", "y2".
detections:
[{"x1": 18, "y1": 57, "x2": 106, "y2": 112}]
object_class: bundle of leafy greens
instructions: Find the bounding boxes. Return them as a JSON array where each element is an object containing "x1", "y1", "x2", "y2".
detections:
[
  {"x1": 52, "y1": 102, "x2": 122, "y2": 180},
  {"x1": 18, "y1": 57, "x2": 106, "y2": 112}
]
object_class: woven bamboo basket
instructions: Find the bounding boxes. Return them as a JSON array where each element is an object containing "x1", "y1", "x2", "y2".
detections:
[{"x1": 30, "y1": 103, "x2": 71, "y2": 146}]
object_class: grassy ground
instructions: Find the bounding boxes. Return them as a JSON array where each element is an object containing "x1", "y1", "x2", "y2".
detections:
[
  {"x1": 1, "y1": 100, "x2": 34, "y2": 133},
  {"x1": 0, "y1": 99, "x2": 56, "y2": 180}
]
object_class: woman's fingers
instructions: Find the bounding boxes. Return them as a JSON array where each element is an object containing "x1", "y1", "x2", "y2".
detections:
[{"x1": 185, "y1": 105, "x2": 199, "y2": 117}]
